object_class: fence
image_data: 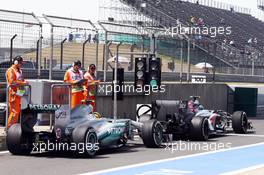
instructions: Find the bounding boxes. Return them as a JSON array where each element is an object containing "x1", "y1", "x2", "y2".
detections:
[
  {"x1": 0, "y1": 10, "x2": 104, "y2": 81},
  {"x1": 0, "y1": 9, "x2": 42, "y2": 69},
  {"x1": 1, "y1": 7, "x2": 264, "y2": 83}
]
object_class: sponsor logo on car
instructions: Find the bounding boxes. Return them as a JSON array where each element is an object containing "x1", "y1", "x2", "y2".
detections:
[{"x1": 28, "y1": 104, "x2": 61, "y2": 111}]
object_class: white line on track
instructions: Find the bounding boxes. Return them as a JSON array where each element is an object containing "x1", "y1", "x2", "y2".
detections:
[
  {"x1": 0, "y1": 151, "x2": 9, "y2": 154},
  {"x1": 220, "y1": 164, "x2": 264, "y2": 175},
  {"x1": 82, "y1": 142, "x2": 264, "y2": 175},
  {"x1": 225, "y1": 133, "x2": 264, "y2": 138}
]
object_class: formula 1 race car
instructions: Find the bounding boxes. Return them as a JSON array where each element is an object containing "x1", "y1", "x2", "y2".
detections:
[
  {"x1": 138, "y1": 98, "x2": 253, "y2": 141},
  {"x1": 185, "y1": 96, "x2": 253, "y2": 135},
  {"x1": 6, "y1": 84, "x2": 164, "y2": 157},
  {"x1": 138, "y1": 100, "x2": 210, "y2": 141},
  {"x1": 194, "y1": 108, "x2": 253, "y2": 135}
]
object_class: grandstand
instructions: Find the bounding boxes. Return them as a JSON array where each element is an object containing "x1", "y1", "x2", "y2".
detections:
[
  {"x1": 120, "y1": 0, "x2": 264, "y2": 70},
  {"x1": 1, "y1": 0, "x2": 264, "y2": 80}
]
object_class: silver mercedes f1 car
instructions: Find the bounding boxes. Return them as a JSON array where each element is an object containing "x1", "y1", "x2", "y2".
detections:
[{"x1": 6, "y1": 84, "x2": 164, "y2": 157}]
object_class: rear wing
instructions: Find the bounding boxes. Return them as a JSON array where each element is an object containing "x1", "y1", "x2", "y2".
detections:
[
  {"x1": 152, "y1": 100, "x2": 188, "y2": 118},
  {"x1": 27, "y1": 104, "x2": 61, "y2": 113}
]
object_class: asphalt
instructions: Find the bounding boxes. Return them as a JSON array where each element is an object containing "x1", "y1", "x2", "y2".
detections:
[{"x1": 0, "y1": 118, "x2": 263, "y2": 175}]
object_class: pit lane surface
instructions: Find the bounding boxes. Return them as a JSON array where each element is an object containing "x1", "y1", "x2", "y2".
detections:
[{"x1": 0, "y1": 119, "x2": 264, "y2": 175}]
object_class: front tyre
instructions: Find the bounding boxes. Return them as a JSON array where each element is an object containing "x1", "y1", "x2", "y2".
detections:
[
  {"x1": 138, "y1": 114, "x2": 152, "y2": 138},
  {"x1": 232, "y1": 111, "x2": 248, "y2": 134},
  {"x1": 142, "y1": 120, "x2": 163, "y2": 148},
  {"x1": 190, "y1": 117, "x2": 209, "y2": 141},
  {"x1": 72, "y1": 126, "x2": 98, "y2": 157}
]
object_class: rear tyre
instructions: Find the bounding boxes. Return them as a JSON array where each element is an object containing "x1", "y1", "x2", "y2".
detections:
[
  {"x1": 72, "y1": 126, "x2": 98, "y2": 157},
  {"x1": 6, "y1": 124, "x2": 33, "y2": 155},
  {"x1": 190, "y1": 117, "x2": 209, "y2": 141},
  {"x1": 232, "y1": 111, "x2": 248, "y2": 134},
  {"x1": 142, "y1": 120, "x2": 163, "y2": 148}
]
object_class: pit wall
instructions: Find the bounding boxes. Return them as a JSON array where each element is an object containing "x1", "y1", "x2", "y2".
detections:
[
  {"x1": 25, "y1": 80, "x2": 232, "y2": 121},
  {"x1": 96, "y1": 83, "x2": 232, "y2": 120}
]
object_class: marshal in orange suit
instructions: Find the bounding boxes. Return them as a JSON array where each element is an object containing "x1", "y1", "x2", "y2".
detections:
[
  {"x1": 84, "y1": 64, "x2": 99, "y2": 112},
  {"x1": 64, "y1": 60, "x2": 85, "y2": 109},
  {"x1": 5, "y1": 56, "x2": 28, "y2": 129}
]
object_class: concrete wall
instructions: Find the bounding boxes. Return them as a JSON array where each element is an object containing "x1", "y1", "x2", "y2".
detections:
[
  {"x1": 1, "y1": 80, "x2": 232, "y2": 121},
  {"x1": 96, "y1": 83, "x2": 231, "y2": 120}
]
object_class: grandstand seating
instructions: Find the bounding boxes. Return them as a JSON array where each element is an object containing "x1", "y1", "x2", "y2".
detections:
[{"x1": 121, "y1": 0, "x2": 264, "y2": 68}]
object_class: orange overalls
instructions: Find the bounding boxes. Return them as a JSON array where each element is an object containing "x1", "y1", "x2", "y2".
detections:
[
  {"x1": 64, "y1": 68, "x2": 84, "y2": 109},
  {"x1": 5, "y1": 65, "x2": 26, "y2": 128},
  {"x1": 84, "y1": 72, "x2": 97, "y2": 112}
]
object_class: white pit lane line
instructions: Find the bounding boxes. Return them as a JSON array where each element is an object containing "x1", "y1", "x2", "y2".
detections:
[
  {"x1": 0, "y1": 151, "x2": 9, "y2": 155},
  {"x1": 220, "y1": 164, "x2": 264, "y2": 175},
  {"x1": 82, "y1": 142, "x2": 264, "y2": 175},
  {"x1": 225, "y1": 133, "x2": 264, "y2": 138}
]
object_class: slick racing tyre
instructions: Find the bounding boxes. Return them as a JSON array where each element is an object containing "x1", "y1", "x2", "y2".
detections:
[
  {"x1": 138, "y1": 114, "x2": 152, "y2": 138},
  {"x1": 6, "y1": 124, "x2": 33, "y2": 155},
  {"x1": 72, "y1": 126, "x2": 98, "y2": 157},
  {"x1": 232, "y1": 111, "x2": 248, "y2": 134},
  {"x1": 142, "y1": 120, "x2": 163, "y2": 148},
  {"x1": 190, "y1": 117, "x2": 209, "y2": 141}
]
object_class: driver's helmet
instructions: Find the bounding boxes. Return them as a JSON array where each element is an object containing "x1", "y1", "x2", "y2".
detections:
[
  {"x1": 94, "y1": 112, "x2": 102, "y2": 119},
  {"x1": 193, "y1": 99, "x2": 200, "y2": 108},
  {"x1": 198, "y1": 105, "x2": 204, "y2": 110},
  {"x1": 188, "y1": 100, "x2": 195, "y2": 113}
]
